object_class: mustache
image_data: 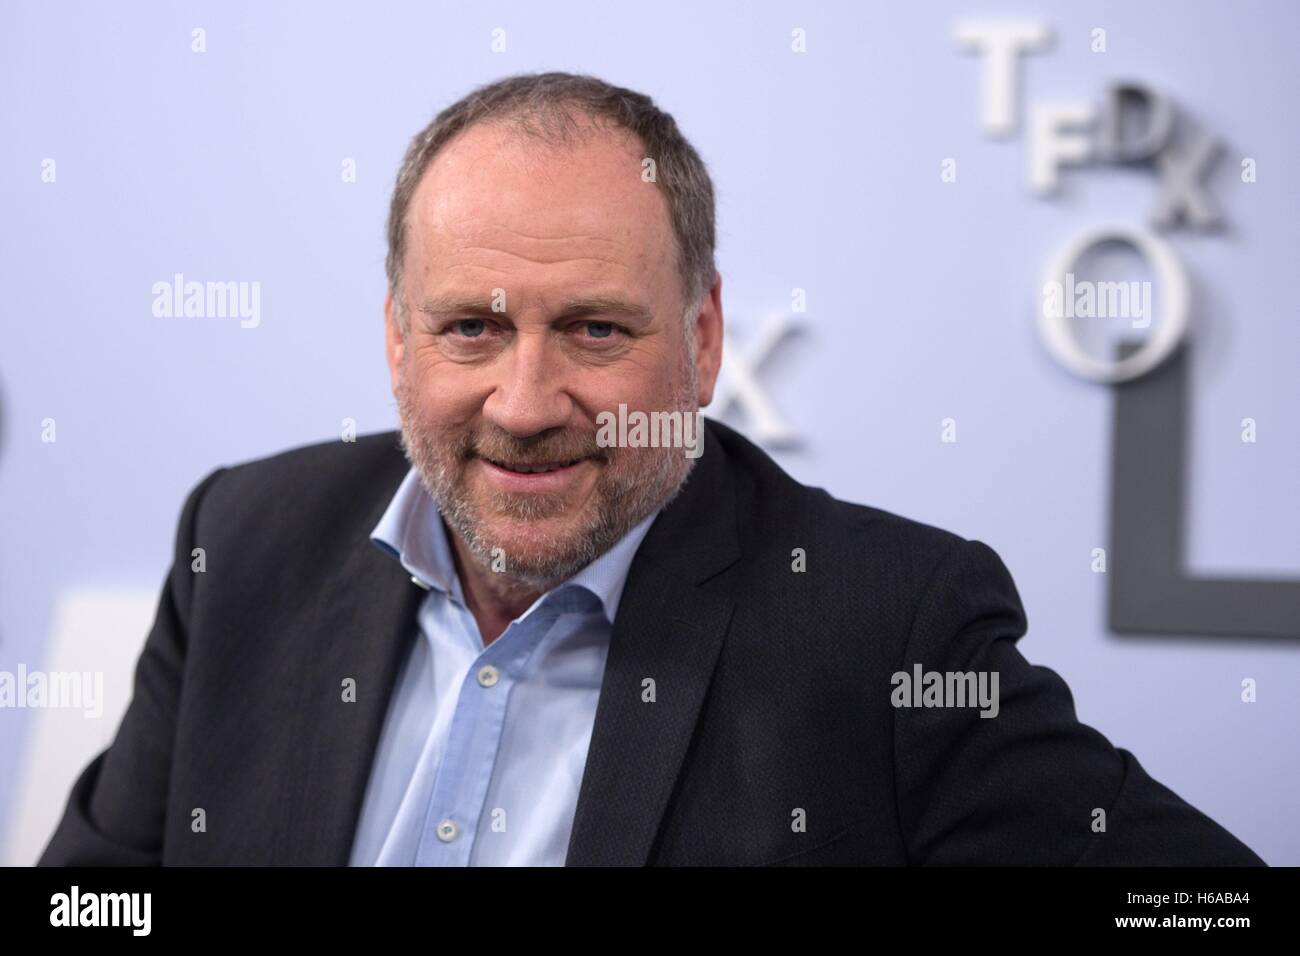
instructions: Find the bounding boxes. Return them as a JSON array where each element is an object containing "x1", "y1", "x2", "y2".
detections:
[{"x1": 459, "y1": 428, "x2": 612, "y2": 466}]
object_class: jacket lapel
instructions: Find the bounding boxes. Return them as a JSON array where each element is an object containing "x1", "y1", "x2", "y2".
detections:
[
  {"x1": 566, "y1": 419, "x2": 741, "y2": 865},
  {"x1": 273, "y1": 448, "x2": 424, "y2": 866}
]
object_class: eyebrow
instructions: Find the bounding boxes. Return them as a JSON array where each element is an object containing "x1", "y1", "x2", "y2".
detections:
[{"x1": 416, "y1": 293, "x2": 655, "y2": 326}]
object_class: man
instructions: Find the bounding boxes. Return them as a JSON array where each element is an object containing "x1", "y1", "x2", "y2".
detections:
[{"x1": 40, "y1": 72, "x2": 1262, "y2": 866}]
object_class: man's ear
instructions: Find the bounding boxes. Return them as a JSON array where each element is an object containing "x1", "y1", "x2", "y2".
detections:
[
  {"x1": 384, "y1": 290, "x2": 404, "y2": 393},
  {"x1": 693, "y1": 272, "x2": 725, "y2": 408}
]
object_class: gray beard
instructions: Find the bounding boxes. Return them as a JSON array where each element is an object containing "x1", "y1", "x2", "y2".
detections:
[{"x1": 394, "y1": 364, "x2": 699, "y2": 591}]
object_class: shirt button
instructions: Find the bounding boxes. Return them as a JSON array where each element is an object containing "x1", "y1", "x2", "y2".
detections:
[
  {"x1": 477, "y1": 665, "x2": 500, "y2": 688},
  {"x1": 436, "y1": 819, "x2": 459, "y2": 842}
]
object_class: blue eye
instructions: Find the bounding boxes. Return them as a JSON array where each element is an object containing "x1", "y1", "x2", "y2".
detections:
[
  {"x1": 585, "y1": 321, "x2": 614, "y2": 338},
  {"x1": 454, "y1": 319, "x2": 486, "y2": 337}
]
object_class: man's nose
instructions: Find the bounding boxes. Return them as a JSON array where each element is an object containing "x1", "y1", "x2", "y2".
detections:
[{"x1": 480, "y1": 330, "x2": 575, "y2": 437}]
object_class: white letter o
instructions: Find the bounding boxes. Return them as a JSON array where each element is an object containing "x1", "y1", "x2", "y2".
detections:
[{"x1": 1038, "y1": 224, "x2": 1189, "y2": 383}]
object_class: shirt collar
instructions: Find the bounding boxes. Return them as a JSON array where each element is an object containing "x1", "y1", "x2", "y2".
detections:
[{"x1": 370, "y1": 466, "x2": 660, "y2": 623}]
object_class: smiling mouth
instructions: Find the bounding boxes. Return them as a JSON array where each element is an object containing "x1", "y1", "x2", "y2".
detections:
[{"x1": 481, "y1": 456, "x2": 588, "y2": 475}]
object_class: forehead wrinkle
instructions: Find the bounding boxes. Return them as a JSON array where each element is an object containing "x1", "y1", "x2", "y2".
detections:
[
  {"x1": 419, "y1": 214, "x2": 658, "y2": 264},
  {"x1": 451, "y1": 245, "x2": 634, "y2": 268},
  {"x1": 426, "y1": 207, "x2": 660, "y2": 245}
]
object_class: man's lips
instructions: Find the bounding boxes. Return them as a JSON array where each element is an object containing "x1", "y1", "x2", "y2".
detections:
[
  {"x1": 476, "y1": 455, "x2": 597, "y2": 492},
  {"x1": 479, "y1": 456, "x2": 588, "y2": 475}
]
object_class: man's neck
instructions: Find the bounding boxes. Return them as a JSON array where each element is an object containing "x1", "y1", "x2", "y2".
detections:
[{"x1": 443, "y1": 519, "x2": 548, "y2": 647}]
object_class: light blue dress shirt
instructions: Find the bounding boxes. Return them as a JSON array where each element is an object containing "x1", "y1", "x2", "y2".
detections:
[{"x1": 348, "y1": 466, "x2": 659, "y2": 866}]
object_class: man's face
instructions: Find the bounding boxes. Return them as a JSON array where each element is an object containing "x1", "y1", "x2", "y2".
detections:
[{"x1": 385, "y1": 118, "x2": 722, "y2": 587}]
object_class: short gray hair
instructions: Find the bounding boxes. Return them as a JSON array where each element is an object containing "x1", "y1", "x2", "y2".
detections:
[{"x1": 385, "y1": 72, "x2": 716, "y2": 332}]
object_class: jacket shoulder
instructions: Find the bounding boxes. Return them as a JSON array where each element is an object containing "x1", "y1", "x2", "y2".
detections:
[
  {"x1": 704, "y1": 417, "x2": 1017, "y2": 646},
  {"x1": 211, "y1": 429, "x2": 405, "y2": 488},
  {"x1": 707, "y1": 417, "x2": 970, "y2": 564},
  {"x1": 189, "y1": 430, "x2": 410, "y2": 552}
]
